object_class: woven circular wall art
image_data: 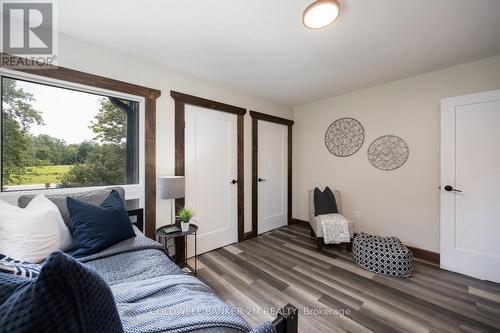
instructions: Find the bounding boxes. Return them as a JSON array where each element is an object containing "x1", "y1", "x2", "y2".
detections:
[
  {"x1": 324, "y1": 117, "x2": 365, "y2": 157},
  {"x1": 367, "y1": 135, "x2": 409, "y2": 171}
]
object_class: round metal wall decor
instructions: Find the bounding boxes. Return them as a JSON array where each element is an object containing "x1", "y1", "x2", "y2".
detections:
[
  {"x1": 367, "y1": 135, "x2": 409, "y2": 171},
  {"x1": 324, "y1": 117, "x2": 365, "y2": 157}
]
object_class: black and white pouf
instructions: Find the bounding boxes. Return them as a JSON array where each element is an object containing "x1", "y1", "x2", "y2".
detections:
[{"x1": 352, "y1": 232, "x2": 413, "y2": 278}]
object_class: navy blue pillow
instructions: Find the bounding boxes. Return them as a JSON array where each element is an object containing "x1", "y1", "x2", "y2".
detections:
[
  {"x1": 314, "y1": 186, "x2": 339, "y2": 216},
  {"x1": 0, "y1": 251, "x2": 124, "y2": 333},
  {"x1": 68, "y1": 190, "x2": 135, "y2": 258}
]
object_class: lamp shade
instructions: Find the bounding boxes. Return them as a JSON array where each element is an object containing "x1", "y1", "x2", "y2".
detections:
[{"x1": 157, "y1": 176, "x2": 185, "y2": 199}]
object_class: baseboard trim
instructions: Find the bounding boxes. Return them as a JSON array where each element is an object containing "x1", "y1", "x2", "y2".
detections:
[
  {"x1": 290, "y1": 218, "x2": 310, "y2": 228},
  {"x1": 290, "y1": 217, "x2": 440, "y2": 265},
  {"x1": 407, "y1": 246, "x2": 440, "y2": 265},
  {"x1": 243, "y1": 231, "x2": 257, "y2": 241}
]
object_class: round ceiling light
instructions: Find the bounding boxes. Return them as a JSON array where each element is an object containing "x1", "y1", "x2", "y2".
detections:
[{"x1": 302, "y1": 0, "x2": 341, "y2": 29}]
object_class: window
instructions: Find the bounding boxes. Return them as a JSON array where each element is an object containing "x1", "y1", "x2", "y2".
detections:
[{"x1": 1, "y1": 76, "x2": 140, "y2": 192}]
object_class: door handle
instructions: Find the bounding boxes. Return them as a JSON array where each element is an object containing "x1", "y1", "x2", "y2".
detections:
[
  {"x1": 230, "y1": 179, "x2": 238, "y2": 184},
  {"x1": 257, "y1": 178, "x2": 266, "y2": 182},
  {"x1": 444, "y1": 185, "x2": 462, "y2": 193}
]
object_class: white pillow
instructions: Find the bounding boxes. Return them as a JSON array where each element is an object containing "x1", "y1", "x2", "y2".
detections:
[
  {"x1": 0, "y1": 196, "x2": 60, "y2": 263},
  {"x1": 28, "y1": 195, "x2": 73, "y2": 252}
]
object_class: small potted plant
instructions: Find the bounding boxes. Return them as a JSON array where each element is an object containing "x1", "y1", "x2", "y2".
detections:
[{"x1": 176, "y1": 207, "x2": 194, "y2": 232}]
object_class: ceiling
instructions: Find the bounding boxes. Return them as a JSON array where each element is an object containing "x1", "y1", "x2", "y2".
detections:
[{"x1": 57, "y1": 0, "x2": 500, "y2": 106}]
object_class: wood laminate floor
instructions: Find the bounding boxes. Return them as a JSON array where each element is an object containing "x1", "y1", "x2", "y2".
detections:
[{"x1": 193, "y1": 225, "x2": 500, "y2": 333}]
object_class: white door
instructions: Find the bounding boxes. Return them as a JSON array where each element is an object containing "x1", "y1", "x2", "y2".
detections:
[
  {"x1": 185, "y1": 105, "x2": 238, "y2": 255},
  {"x1": 258, "y1": 121, "x2": 288, "y2": 234},
  {"x1": 441, "y1": 89, "x2": 500, "y2": 283}
]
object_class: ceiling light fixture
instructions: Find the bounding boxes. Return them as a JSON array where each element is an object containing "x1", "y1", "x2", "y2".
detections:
[{"x1": 302, "y1": 0, "x2": 341, "y2": 29}]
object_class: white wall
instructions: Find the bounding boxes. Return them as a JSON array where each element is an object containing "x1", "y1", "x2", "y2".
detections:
[
  {"x1": 56, "y1": 34, "x2": 293, "y2": 232},
  {"x1": 293, "y1": 55, "x2": 500, "y2": 252}
]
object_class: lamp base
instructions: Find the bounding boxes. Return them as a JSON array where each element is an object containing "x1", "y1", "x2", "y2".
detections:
[{"x1": 171, "y1": 199, "x2": 176, "y2": 225}]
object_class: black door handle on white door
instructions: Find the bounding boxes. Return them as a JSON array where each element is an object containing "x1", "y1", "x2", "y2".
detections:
[
  {"x1": 230, "y1": 179, "x2": 238, "y2": 184},
  {"x1": 444, "y1": 185, "x2": 462, "y2": 193},
  {"x1": 257, "y1": 178, "x2": 266, "y2": 182}
]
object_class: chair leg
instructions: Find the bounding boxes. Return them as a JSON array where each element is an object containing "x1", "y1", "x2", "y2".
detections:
[
  {"x1": 316, "y1": 238, "x2": 322, "y2": 251},
  {"x1": 346, "y1": 240, "x2": 353, "y2": 252}
]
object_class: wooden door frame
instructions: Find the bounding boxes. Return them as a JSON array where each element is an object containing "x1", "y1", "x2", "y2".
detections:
[
  {"x1": 0, "y1": 53, "x2": 161, "y2": 239},
  {"x1": 171, "y1": 91, "x2": 246, "y2": 263},
  {"x1": 249, "y1": 111, "x2": 294, "y2": 239}
]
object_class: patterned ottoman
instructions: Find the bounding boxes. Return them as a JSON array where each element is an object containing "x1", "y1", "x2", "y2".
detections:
[{"x1": 352, "y1": 232, "x2": 413, "y2": 278}]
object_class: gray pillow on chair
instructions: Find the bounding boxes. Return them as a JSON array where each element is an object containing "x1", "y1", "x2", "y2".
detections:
[{"x1": 18, "y1": 187, "x2": 125, "y2": 232}]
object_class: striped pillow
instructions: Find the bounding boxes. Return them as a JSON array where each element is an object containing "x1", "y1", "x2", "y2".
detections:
[{"x1": 0, "y1": 254, "x2": 42, "y2": 278}]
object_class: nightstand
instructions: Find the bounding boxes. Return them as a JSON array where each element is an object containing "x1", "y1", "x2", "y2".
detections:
[{"x1": 156, "y1": 223, "x2": 198, "y2": 276}]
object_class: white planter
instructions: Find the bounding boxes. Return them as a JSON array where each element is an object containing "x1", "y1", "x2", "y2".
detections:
[{"x1": 181, "y1": 222, "x2": 190, "y2": 232}]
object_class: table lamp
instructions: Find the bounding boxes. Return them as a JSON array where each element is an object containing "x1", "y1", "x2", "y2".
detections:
[{"x1": 157, "y1": 176, "x2": 185, "y2": 225}]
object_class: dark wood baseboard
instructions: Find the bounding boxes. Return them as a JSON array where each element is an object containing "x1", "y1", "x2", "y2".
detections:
[
  {"x1": 290, "y1": 217, "x2": 440, "y2": 264},
  {"x1": 407, "y1": 246, "x2": 440, "y2": 265},
  {"x1": 290, "y1": 218, "x2": 310, "y2": 228},
  {"x1": 243, "y1": 231, "x2": 257, "y2": 241}
]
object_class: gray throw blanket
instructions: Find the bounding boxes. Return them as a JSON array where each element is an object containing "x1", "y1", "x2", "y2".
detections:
[
  {"x1": 77, "y1": 227, "x2": 166, "y2": 263},
  {"x1": 76, "y1": 230, "x2": 270, "y2": 333},
  {"x1": 111, "y1": 274, "x2": 251, "y2": 333}
]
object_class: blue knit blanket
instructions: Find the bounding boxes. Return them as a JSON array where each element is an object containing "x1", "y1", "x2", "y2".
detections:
[
  {"x1": 111, "y1": 274, "x2": 251, "y2": 333},
  {"x1": 76, "y1": 230, "x2": 275, "y2": 333}
]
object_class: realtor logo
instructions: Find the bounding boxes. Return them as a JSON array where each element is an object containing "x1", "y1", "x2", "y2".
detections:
[{"x1": 1, "y1": 0, "x2": 58, "y2": 67}]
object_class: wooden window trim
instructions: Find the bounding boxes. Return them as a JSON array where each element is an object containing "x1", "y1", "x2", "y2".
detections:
[
  {"x1": 1, "y1": 54, "x2": 161, "y2": 239},
  {"x1": 249, "y1": 111, "x2": 294, "y2": 240}
]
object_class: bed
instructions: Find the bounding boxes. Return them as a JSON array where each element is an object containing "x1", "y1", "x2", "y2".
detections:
[
  {"x1": 76, "y1": 208, "x2": 298, "y2": 333},
  {"x1": 6, "y1": 187, "x2": 297, "y2": 333}
]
